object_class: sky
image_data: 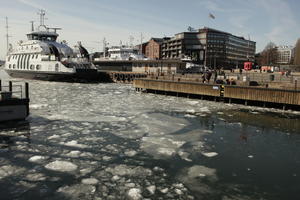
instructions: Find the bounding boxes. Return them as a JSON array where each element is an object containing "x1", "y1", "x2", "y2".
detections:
[{"x1": 0, "y1": 0, "x2": 299, "y2": 59}]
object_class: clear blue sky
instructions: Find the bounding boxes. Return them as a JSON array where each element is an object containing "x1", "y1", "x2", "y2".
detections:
[{"x1": 0, "y1": 0, "x2": 299, "y2": 59}]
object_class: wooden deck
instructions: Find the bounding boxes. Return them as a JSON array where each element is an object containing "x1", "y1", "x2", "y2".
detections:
[
  {"x1": 224, "y1": 86, "x2": 300, "y2": 105},
  {"x1": 134, "y1": 79, "x2": 221, "y2": 96},
  {"x1": 133, "y1": 79, "x2": 300, "y2": 108}
]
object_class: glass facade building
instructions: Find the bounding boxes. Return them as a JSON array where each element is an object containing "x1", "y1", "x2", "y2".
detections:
[{"x1": 161, "y1": 27, "x2": 256, "y2": 69}]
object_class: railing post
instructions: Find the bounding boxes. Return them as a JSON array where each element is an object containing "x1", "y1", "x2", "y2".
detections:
[
  {"x1": 0, "y1": 79, "x2": 2, "y2": 91},
  {"x1": 25, "y1": 82, "x2": 29, "y2": 99},
  {"x1": 9, "y1": 81, "x2": 12, "y2": 92}
]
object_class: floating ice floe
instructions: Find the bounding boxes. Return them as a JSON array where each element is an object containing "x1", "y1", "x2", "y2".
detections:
[
  {"x1": 25, "y1": 173, "x2": 46, "y2": 181},
  {"x1": 126, "y1": 188, "x2": 142, "y2": 200},
  {"x1": 187, "y1": 109, "x2": 196, "y2": 113},
  {"x1": 45, "y1": 160, "x2": 78, "y2": 172},
  {"x1": 65, "y1": 150, "x2": 81, "y2": 158},
  {"x1": 30, "y1": 104, "x2": 48, "y2": 109},
  {"x1": 63, "y1": 140, "x2": 88, "y2": 149},
  {"x1": 57, "y1": 184, "x2": 96, "y2": 198},
  {"x1": 81, "y1": 177, "x2": 99, "y2": 185},
  {"x1": 202, "y1": 152, "x2": 218, "y2": 157},
  {"x1": 178, "y1": 150, "x2": 192, "y2": 162},
  {"x1": 184, "y1": 114, "x2": 197, "y2": 118},
  {"x1": 160, "y1": 188, "x2": 169, "y2": 194},
  {"x1": 28, "y1": 155, "x2": 46, "y2": 163},
  {"x1": 105, "y1": 164, "x2": 152, "y2": 177},
  {"x1": 146, "y1": 185, "x2": 156, "y2": 195},
  {"x1": 157, "y1": 147, "x2": 176, "y2": 157},
  {"x1": 47, "y1": 134, "x2": 60, "y2": 140},
  {"x1": 124, "y1": 150, "x2": 138, "y2": 157}
]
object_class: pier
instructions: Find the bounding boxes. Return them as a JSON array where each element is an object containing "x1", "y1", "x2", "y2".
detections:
[
  {"x1": 0, "y1": 80, "x2": 30, "y2": 122},
  {"x1": 134, "y1": 78, "x2": 300, "y2": 110},
  {"x1": 100, "y1": 71, "x2": 147, "y2": 83}
]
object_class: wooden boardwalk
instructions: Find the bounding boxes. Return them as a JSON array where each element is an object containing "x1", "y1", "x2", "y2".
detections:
[{"x1": 133, "y1": 79, "x2": 300, "y2": 109}]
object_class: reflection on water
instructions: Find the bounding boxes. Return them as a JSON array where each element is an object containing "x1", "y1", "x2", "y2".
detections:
[{"x1": 0, "y1": 71, "x2": 300, "y2": 200}]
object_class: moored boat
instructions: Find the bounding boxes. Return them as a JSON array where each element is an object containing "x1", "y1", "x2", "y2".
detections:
[{"x1": 4, "y1": 10, "x2": 99, "y2": 82}]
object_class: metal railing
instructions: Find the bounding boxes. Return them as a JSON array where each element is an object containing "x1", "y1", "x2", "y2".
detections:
[{"x1": 0, "y1": 80, "x2": 29, "y2": 100}]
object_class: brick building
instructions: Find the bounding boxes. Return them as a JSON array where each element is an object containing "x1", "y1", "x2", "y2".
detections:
[{"x1": 145, "y1": 38, "x2": 164, "y2": 59}]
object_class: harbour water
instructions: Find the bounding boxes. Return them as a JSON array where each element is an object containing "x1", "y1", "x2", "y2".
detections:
[{"x1": 0, "y1": 69, "x2": 300, "y2": 200}]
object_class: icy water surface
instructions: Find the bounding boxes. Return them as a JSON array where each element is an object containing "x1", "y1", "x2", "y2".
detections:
[{"x1": 1, "y1": 71, "x2": 300, "y2": 200}]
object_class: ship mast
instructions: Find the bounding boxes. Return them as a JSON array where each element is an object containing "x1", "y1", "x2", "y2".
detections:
[
  {"x1": 38, "y1": 9, "x2": 46, "y2": 27},
  {"x1": 5, "y1": 17, "x2": 11, "y2": 55}
]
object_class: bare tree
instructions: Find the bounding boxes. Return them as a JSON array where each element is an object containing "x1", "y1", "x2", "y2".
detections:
[
  {"x1": 258, "y1": 42, "x2": 278, "y2": 66},
  {"x1": 294, "y1": 39, "x2": 300, "y2": 65}
]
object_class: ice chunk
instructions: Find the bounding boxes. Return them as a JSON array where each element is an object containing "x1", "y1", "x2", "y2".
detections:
[
  {"x1": 28, "y1": 156, "x2": 46, "y2": 163},
  {"x1": 25, "y1": 173, "x2": 46, "y2": 181},
  {"x1": 57, "y1": 184, "x2": 96, "y2": 198},
  {"x1": 45, "y1": 161, "x2": 78, "y2": 172},
  {"x1": 105, "y1": 165, "x2": 152, "y2": 177},
  {"x1": 30, "y1": 104, "x2": 48, "y2": 109},
  {"x1": 146, "y1": 185, "x2": 156, "y2": 195},
  {"x1": 63, "y1": 140, "x2": 88, "y2": 148},
  {"x1": 175, "y1": 188, "x2": 183, "y2": 195},
  {"x1": 202, "y1": 152, "x2": 218, "y2": 158},
  {"x1": 81, "y1": 178, "x2": 99, "y2": 185},
  {"x1": 184, "y1": 114, "x2": 197, "y2": 118},
  {"x1": 126, "y1": 188, "x2": 142, "y2": 200},
  {"x1": 187, "y1": 101, "x2": 199, "y2": 105},
  {"x1": 65, "y1": 150, "x2": 81, "y2": 158},
  {"x1": 157, "y1": 147, "x2": 176, "y2": 156},
  {"x1": 187, "y1": 109, "x2": 196, "y2": 113},
  {"x1": 160, "y1": 188, "x2": 169, "y2": 194},
  {"x1": 47, "y1": 134, "x2": 60, "y2": 140},
  {"x1": 124, "y1": 150, "x2": 137, "y2": 157}
]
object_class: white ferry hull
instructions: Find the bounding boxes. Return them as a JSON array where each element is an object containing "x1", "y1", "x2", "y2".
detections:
[{"x1": 5, "y1": 69, "x2": 99, "y2": 82}]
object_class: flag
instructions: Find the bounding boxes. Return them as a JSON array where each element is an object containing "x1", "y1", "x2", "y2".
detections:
[{"x1": 209, "y1": 13, "x2": 215, "y2": 19}]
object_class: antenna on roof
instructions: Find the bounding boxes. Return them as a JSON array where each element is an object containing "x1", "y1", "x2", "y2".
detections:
[{"x1": 30, "y1": 21, "x2": 34, "y2": 32}]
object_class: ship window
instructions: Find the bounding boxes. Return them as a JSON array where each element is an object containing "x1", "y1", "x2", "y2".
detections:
[
  {"x1": 36, "y1": 54, "x2": 38, "y2": 59},
  {"x1": 8, "y1": 56, "x2": 11, "y2": 61},
  {"x1": 36, "y1": 65, "x2": 41, "y2": 70},
  {"x1": 30, "y1": 64, "x2": 34, "y2": 70},
  {"x1": 32, "y1": 55, "x2": 35, "y2": 59},
  {"x1": 13, "y1": 64, "x2": 16, "y2": 69},
  {"x1": 9, "y1": 64, "x2": 11, "y2": 69}
]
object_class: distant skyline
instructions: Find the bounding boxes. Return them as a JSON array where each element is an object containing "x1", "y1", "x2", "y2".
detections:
[{"x1": 0, "y1": 0, "x2": 299, "y2": 59}]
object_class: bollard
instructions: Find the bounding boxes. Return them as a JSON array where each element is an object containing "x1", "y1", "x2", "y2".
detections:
[
  {"x1": 25, "y1": 82, "x2": 29, "y2": 99},
  {"x1": 9, "y1": 81, "x2": 12, "y2": 92}
]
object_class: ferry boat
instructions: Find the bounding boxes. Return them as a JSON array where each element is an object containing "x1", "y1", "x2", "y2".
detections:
[
  {"x1": 107, "y1": 45, "x2": 146, "y2": 60},
  {"x1": 4, "y1": 10, "x2": 98, "y2": 82}
]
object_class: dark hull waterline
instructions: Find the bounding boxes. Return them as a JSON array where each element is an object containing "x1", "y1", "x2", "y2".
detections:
[{"x1": 5, "y1": 69, "x2": 100, "y2": 83}]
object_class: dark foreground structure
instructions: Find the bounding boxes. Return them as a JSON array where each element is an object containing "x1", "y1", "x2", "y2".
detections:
[{"x1": 0, "y1": 80, "x2": 30, "y2": 122}]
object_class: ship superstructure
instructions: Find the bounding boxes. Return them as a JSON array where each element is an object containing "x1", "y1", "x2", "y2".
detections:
[{"x1": 4, "y1": 10, "x2": 98, "y2": 82}]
